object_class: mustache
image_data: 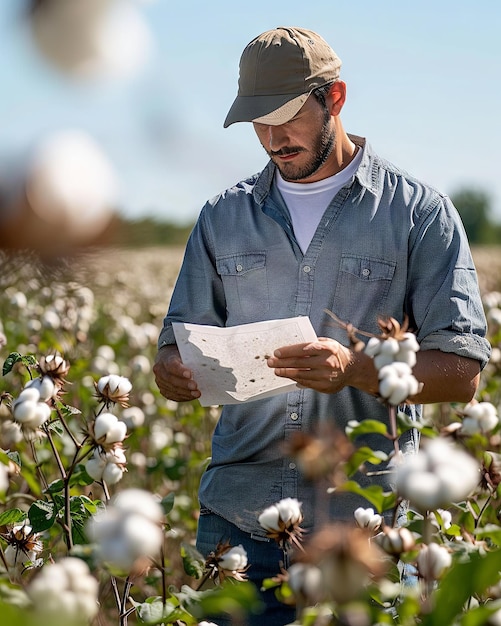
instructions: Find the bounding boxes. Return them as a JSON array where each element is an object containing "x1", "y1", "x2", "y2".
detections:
[{"x1": 269, "y1": 147, "x2": 305, "y2": 157}]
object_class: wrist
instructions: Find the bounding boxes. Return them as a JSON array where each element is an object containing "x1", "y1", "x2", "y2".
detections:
[{"x1": 346, "y1": 349, "x2": 379, "y2": 395}]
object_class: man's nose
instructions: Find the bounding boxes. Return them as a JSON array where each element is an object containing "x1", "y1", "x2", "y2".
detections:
[{"x1": 267, "y1": 125, "x2": 287, "y2": 152}]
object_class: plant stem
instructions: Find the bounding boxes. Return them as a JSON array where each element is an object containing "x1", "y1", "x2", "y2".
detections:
[
  {"x1": 42, "y1": 423, "x2": 74, "y2": 551},
  {"x1": 160, "y1": 546, "x2": 167, "y2": 605},
  {"x1": 120, "y1": 578, "x2": 133, "y2": 626},
  {"x1": 55, "y1": 405, "x2": 81, "y2": 449},
  {"x1": 388, "y1": 404, "x2": 401, "y2": 458}
]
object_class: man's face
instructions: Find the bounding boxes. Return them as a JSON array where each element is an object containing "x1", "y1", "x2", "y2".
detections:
[{"x1": 253, "y1": 94, "x2": 336, "y2": 183}]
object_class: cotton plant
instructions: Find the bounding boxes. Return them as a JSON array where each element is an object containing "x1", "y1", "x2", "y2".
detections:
[
  {"x1": 395, "y1": 437, "x2": 480, "y2": 512},
  {"x1": 82, "y1": 376, "x2": 132, "y2": 492},
  {"x1": 95, "y1": 373, "x2": 132, "y2": 408},
  {"x1": 0, "y1": 521, "x2": 44, "y2": 582},
  {"x1": 354, "y1": 506, "x2": 383, "y2": 534},
  {"x1": 364, "y1": 316, "x2": 422, "y2": 406},
  {"x1": 258, "y1": 497, "x2": 305, "y2": 550},
  {"x1": 1, "y1": 351, "x2": 135, "y2": 561},
  {"x1": 86, "y1": 488, "x2": 165, "y2": 574},
  {"x1": 27, "y1": 557, "x2": 99, "y2": 626},
  {"x1": 458, "y1": 400, "x2": 499, "y2": 435},
  {"x1": 8, "y1": 354, "x2": 68, "y2": 438},
  {"x1": 202, "y1": 542, "x2": 249, "y2": 585}
]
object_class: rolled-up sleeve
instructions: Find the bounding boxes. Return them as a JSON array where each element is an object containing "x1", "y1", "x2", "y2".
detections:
[{"x1": 406, "y1": 194, "x2": 491, "y2": 369}]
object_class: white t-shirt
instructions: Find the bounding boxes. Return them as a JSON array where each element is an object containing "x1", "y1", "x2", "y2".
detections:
[{"x1": 276, "y1": 148, "x2": 363, "y2": 253}]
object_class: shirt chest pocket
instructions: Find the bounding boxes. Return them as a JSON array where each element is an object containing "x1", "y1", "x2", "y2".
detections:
[
  {"x1": 216, "y1": 252, "x2": 269, "y2": 321},
  {"x1": 332, "y1": 254, "x2": 396, "y2": 332}
]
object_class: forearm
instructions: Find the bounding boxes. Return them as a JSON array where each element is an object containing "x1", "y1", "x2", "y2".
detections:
[{"x1": 347, "y1": 348, "x2": 480, "y2": 405}]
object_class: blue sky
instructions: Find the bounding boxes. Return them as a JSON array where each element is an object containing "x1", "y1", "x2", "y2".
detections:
[{"x1": 1, "y1": 0, "x2": 500, "y2": 225}]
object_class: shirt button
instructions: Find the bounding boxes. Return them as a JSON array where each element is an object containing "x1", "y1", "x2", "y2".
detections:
[
  {"x1": 289, "y1": 462, "x2": 296, "y2": 470},
  {"x1": 362, "y1": 268, "x2": 370, "y2": 277},
  {"x1": 290, "y1": 412, "x2": 299, "y2": 421},
  {"x1": 236, "y1": 264, "x2": 243, "y2": 272},
  {"x1": 303, "y1": 265, "x2": 311, "y2": 273}
]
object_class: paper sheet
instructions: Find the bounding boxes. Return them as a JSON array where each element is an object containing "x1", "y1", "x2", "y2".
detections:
[{"x1": 172, "y1": 317, "x2": 318, "y2": 406}]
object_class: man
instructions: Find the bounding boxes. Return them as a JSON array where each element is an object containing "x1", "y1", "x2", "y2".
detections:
[{"x1": 154, "y1": 27, "x2": 490, "y2": 625}]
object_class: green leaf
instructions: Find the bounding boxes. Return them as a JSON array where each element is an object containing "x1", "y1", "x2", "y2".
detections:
[
  {"x1": 444, "y1": 523, "x2": 462, "y2": 538},
  {"x1": 69, "y1": 464, "x2": 95, "y2": 488},
  {"x1": 28, "y1": 500, "x2": 57, "y2": 532},
  {"x1": 59, "y1": 404, "x2": 82, "y2": 418},
  {"x1": 2, "y1": 352, "x2": 23, "y2": 376},
  {"x1": 347, "y1": 419, "x2": 389, "y2": 439},
  {"x1": 345, "y1": 446, "x2": 388, "y2": 477},
  {"x1": 45, "y1": 478, "x2": 64, "y2": 495},
  {"x1": 420, "y1": 550, "x2": 501, "y2": 626},
  {"x1": 196, "y1": 580, "x2": 263, "y2": 621},
  {"x1": 0, "y1": 600, "x2": 30, "y2": 626},
  {"x1": 133, "y1": 595, "x2": 195, "y2": 625},
  {"x1": 474, "y1": 524, "x2": 501, "y2": 547},
  {"x1": 180, "y1": 542, "x2": 205, "y2": 579},
  {"x1": 461, "y1": 601, "x2": 501, "y2": 626},
  {"x1": 5, "y1": 450, "x2": 21, "y2": 467},
  {"x1": 0, "y1": 449, "x2": 20, "y2": 469},
  {"x1": 339, "y1": 481, "x2": 396, "y2": 513},
  {"x1": 161, "y1": 492, "x2": 175, "y2": 515},
  {"x1": 2, "y1": 352, "x2": 39, "y2": 376},
  {"x1": 47, "y1": 419, "x2": 64, "y2": 436},
  {"x1": 0, "y1": 508, "x2": 27, "y2": 527}
]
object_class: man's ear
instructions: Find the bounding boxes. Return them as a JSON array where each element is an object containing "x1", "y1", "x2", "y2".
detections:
[{"x1": 327, "y1": 81, "x2": 347, "y2": 116}]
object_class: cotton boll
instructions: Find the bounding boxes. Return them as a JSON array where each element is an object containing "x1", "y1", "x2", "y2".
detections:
[
  {"x1": 364, "y1": 337, "x2": 382, "y2": 358},
  {"x1": 26, "y1": 402, "x2": 52, "y2": 429},
  {"x1": 275, "y1": 497, "x2": 303, "y2": 525},
  {"x1": 396, "y1": 439, "x2": 480, "y2": 511},
  {"x1": 113, "y1": 488, "x2": 163, "y2": 523},
  {"x1": 461, "y1": 417, "x2": 482, "y2": 435},
  {"x1": 400, "y1": 471, "x2": 444, "y2": 511},
  {"x1": 12, "y1": 400, "x2": 39, "y2": 424},
  {"x1": 388, "y1": 379, "x2": 412, "y2": 405},
  {"x1": 354, "y1": 507, "x2": 383, "y2": 532},
  {"x1": 29, "y1": 0, "x2": 153, "y2": 80},
  {"x1": 85, "y1": 452, "x2": 106, "y2": 481},
  {"x1": 416, "y1": 543, "x2": 452, "y2": 580},
  {"x1": 102, "y1": 462, "x2": 124, "y2": 485},
  {"x1": 379, "y1": 338, "x2": 400, "y2": 356},
  {"x1": 374, "y1": 352, "x2": 396, "y2": 370},
  {"x1": 258, "y1": 506, "x2": 281, "y2": 532},
  {"x1": 87, "y1": 490, "x2": 164, "y2": 572},
  {"x1": 28, "y1": 557, "x2": 99, "y2": 625},
  {"x1": 463, "y1": 401, "x2": 499, "y2": 433},
  {"x1": 15, "y1": 387, "x2": 41, "y2": 405},
  {"x1": 218, "y1": 545, "x2": 248, "y2": 572},
  {"x1": 96, "y1": 345, "x2": 116, "y2": 361},
  {"x1": 93, "y1": 412, "x2": 127, "y2": 443},
  {"x1": 287, "y1": 562, "x2": 324, "y2": 604},
  {"x1": 25, "y1": 130, "x2": 118, "y2": 242},
  {"x1": 121, "y1": 406, "x2": 145, "y2": 429},
  {"x1": 10, "y1": 291, "x2": 27, "y2": 308},
  {"x1": 26, "y1": 376, "x2": 56, "y2": 401},
  {"x1": 130, "y1": 354, "x2": 151, "y2": 374}
]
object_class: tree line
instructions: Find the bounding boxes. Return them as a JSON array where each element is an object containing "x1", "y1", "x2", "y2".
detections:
[{"x1": 114, "y1": 188, "x2": 501, "y2": 248}]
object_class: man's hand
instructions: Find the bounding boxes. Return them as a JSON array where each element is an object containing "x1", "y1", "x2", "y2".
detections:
[
  {"x1": 153, "y1": 345, "x2": 201, "y2": 402},
  {"x1": 267, "y1": 337, "x2": 378, "y2": 395},
  {"x1": 267, "y1": 338, "x2": 481, "y2": 403}
]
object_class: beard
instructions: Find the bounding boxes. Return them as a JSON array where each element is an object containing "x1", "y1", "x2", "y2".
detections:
[{"x1": 267, "y1": 109, "x2": 336, "y2": 182}]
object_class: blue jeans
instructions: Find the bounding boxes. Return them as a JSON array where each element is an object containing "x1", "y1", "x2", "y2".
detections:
[{"x1": 196, "y1": 509, "x2": 297, "y2": 626}]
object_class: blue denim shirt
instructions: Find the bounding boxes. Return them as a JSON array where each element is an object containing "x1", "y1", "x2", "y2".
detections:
[{"x1": 159, "y1": 136, "x2": 491, "y2": 537}]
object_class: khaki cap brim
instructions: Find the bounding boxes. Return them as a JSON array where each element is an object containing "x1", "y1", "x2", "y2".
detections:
[{"x1": 224, "y1": 92, "x2": 309, "y2": 128}]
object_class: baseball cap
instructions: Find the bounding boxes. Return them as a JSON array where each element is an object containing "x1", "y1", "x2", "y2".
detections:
[{"x1": 223, "y1": 27, "x2": 342, "y2": 128}]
